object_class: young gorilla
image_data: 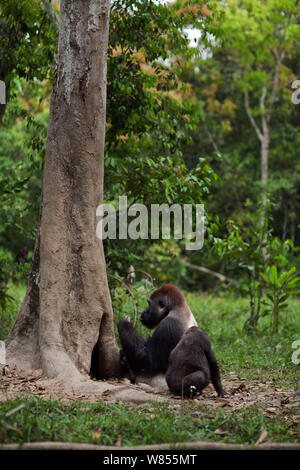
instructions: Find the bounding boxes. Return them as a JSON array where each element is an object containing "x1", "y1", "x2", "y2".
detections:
[
  {"x1": 166, "y1": 326, "x2": 228, "y2": 398},
  {"x1": 117, "y1": 284, "x2": 197, "y2": 385}
]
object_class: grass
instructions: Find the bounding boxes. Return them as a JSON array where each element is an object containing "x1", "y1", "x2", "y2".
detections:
[
  {"x1": 0, "y1": 282, "x2": 299, "y2": 446},
  {"x1": 186, "y1": 292, "x2": 300, "y2": 389},
  {"x1": 113, "y1": 285, "x2": 300, "y2": 389},
  {"x1": 0, "y1": 396, "x2": 298, "y2": 446}
]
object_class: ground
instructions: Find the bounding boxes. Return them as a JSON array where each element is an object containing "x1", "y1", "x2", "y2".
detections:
[
  {"x1": 1, "y1": 290, "x2": 299, "y2": 447},
  {"x1": 1, "y1": 364, "x2": 299, "y2": 413},
  {"x1": 0, "y1": 365, "x2": 299, "y2": 449}
]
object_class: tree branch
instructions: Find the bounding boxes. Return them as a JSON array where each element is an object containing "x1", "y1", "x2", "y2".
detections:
[
  {"x1": 200, "y1": 115, "x2": 222, "y2": 156},
  {"x1": 1, "y1": 441, "x2": 299, "y2": 451},
  {"x1": 260, "y1": 85, "x2": 269, "y2": 139},
  {"x1": 108, "y1": 273, "x2": 138, "y2": 326},
  {"x1": 185, "y1": 263, "x2": 239, "y2": 287},
  {"x1": 244, "y1": 88, "x2": 263, "y2": 142},
  {"x1": 267, "y1": 49, "x2": 285, "y2": 123},
  {"x1": 41, "y1": 0, "x2": 59, "y2": 29}
]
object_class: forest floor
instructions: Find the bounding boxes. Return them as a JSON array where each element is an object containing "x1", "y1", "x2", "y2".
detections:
[
  {"x1": 0, "y1": 289, "x2": 299, "y2": 447},
  {"x1": 1, "y1": 363, "x2": 299, "y2": 415},
  {"x1": 0, "y1": 365, "x2": 299, "y2": 448}
]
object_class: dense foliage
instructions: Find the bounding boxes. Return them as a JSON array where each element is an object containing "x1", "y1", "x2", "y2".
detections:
[
  {"x1": 0, "y1": 0, "x2": 299, "y2": 334},
  {"x1": 181, "y1": 0, "x2": 300, "y2": 259}
]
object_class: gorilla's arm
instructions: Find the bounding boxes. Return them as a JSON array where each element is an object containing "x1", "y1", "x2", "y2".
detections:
[
  {"x1": 117, "y1": 318, "x2": 148, "y2": 373},
  {"x1": 118, "y1": 316, "x2": 185, "y2": 377}
]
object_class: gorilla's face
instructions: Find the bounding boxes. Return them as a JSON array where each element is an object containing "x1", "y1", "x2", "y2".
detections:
[{"x1": 140, "y1": 296, "x2": 169, "y2": 329}]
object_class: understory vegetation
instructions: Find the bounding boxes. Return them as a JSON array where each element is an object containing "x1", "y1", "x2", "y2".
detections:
[
  {"x1": 0, "y1": 0, "x2": 299, "y2": 447},
  {"x1": 0, "y1": 396, "x2": 298, "y2": 446},
  {"x1": 1, "y1": 285, "x2": 299, "y2": 446}
]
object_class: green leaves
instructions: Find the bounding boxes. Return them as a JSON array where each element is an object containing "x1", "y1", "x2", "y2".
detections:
[
  {"x1": 260, "y1": 266, "x2": 300, "y2": 291},
  {"x1": 260, "y1": 265, "x2": 300, "y2": 333},
  {"x1": 0, "y1": 0, "x2": 57, "y2": 84},
  {"x1": 213, "y1": 193, "x2": 299, "y2": 333}
]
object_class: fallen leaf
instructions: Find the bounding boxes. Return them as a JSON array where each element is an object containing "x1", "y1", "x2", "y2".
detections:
[
  {"x1": 231, "y1": 383, "x2": 247, "y2": 395},
  {"x1": 255, "y1": 429, "x2": 268, "y2": 445},
  {"x1": 293, "y1": 389, "x2": 300, "y2": 401},
  {"x1": 214, "y1": 428, "x2": 225, "y2": 435},
  {"x1": 92, "y1": 428, "x2": 101, "y2": 440},
  {"x1": 1, "y1": 376, "x2": 11, "y2": 382},
  {"x1": 3, "y1": 365, "x2": 11, "y2": 377},
  {"x1": 280, "y1": 397, "x2": 290, "y2": 405}
]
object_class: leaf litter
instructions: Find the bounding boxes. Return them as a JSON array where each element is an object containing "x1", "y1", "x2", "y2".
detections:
[{"x1": 0, "y1": 366, "x2": 299, "y2": 422}]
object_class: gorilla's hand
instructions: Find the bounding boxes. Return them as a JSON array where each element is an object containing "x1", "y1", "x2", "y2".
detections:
[
  {"x1": 119, "y1": 349, "x2": 128, "y2": 366},
  {"x1": 218, "y1": 390, "x2": 230, "y2": 398},
  {"x1": 117, "y1": 317, "x2": 133, "y2": 337},
  {"x1": 117, "y1": 316, "x2": 131, "y2": 328}
]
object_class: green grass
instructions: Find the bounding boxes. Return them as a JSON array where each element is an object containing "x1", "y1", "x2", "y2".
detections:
[
  {"x1": 0, "y1": 396, "x2": 298, "y2": 446},
  {"x1": 0, "y1": 283, "x2": 299, "y2": 446},
  {"x1": 186, "y1": 292, "x2": 300, "y2": 388},
  {"x1": 113, "y1": 285, "x2": 299, "y2": 389}
]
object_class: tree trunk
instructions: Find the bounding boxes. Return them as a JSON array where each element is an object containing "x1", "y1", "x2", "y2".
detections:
[
  {"x1": 5, "y1": 0, "x2": 121, "y2": 387},
  {"x1": 244, "y1": 87, "x2": 270, "y2": 234},
  {"x1": 260, "y1": 129, "x2": 269, "y2": 229}
]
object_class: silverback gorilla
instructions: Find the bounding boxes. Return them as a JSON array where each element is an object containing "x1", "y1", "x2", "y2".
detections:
[
  {"x1": 166, "y1": 326, "x2": 228, "y2": 398},
  {"x1": 117, "y1": 284, "x2": 197, "y2": 385}
]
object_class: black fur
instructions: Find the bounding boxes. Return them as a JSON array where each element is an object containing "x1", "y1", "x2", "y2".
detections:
[
  {"x1": 117, "y1": 316, "x2": 184, "y2": 378},
  {"x1": 166, "y1": 326, "x2": 228, "y2": 398},
  {"x1": 117, "y1": 284, "x2": 195, "y2": 382}
]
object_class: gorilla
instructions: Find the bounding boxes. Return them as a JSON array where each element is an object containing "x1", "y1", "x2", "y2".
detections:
[
  {"x1": 166, "y1": 326, "x2": 228, "y2": 398},
  {"x1": 117, "y1": 284, "x2": 197, "y2": 385}
]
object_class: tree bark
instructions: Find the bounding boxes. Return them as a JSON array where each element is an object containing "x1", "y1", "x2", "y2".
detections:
[
  {"x1": 260, "y1": 130, "x2": 269, "y2": 225},
  {"x1": 5, "y1": 208, "x2": 42, "y2": 372},
  {"x1": 244, "y1": 47, "x2": 284, "y2": 231},
  {"x1": 259, "y1": 86, "x2": 269, "y2": 231},
  {"x1": 1, "y1": 441, "x2": 300, "y2": 451},
  {"x1": 6, "y1": 0, "x2": 121, "y2": 387},
  {"x1": 244, "y1": 87, "x2": 269, "y2": 235}
]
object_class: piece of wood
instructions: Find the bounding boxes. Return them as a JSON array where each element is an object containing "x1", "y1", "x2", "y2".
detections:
[
  {"x1": 0, "y1": 441, "x2": 299, "y2": 450},
  {"x1": 185, "y1": 263, "x2": 239, "y2": 287}
]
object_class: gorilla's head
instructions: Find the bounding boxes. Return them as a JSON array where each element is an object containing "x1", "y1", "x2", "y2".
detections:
[{"x1": 140, "y1": 284, "x2": 185, "y2": 329}]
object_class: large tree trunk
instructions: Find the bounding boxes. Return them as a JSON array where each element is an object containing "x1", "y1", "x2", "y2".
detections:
[{"x1": 5, "y1": 0, "x2": 121, "y2": 388}]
